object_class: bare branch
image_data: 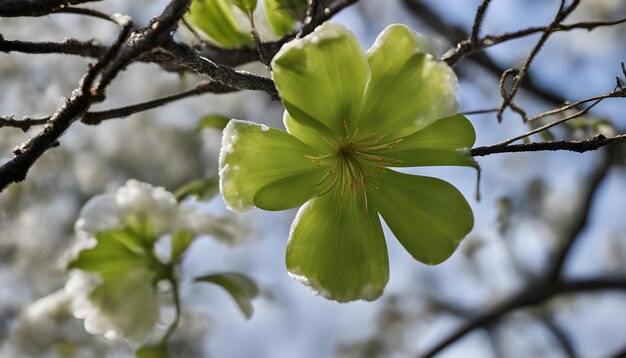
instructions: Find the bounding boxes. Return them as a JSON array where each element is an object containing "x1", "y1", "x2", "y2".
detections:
[
  {"x1": 420, "y1": 148, "x2": 615, "y2": 358},
  {"x1": 0, "y1": 115, "x2": 48, "y2": 132},
  {"x1": 497, "y1": 0, "x2": 581, "y2": 121},
  {"x1": 471, "y1": 134, "x2": 626, "y2": 157},
  {"x1": 534, "y1": 314, "x2": 577, "y2": 358},
  {"x1": 470, "y1": 0, "x2": 491, "y2": 45},
  {"x1": 54, "y1": 6, "x2": 121, "y2": 23},
  {"x1": 300, "y1": 0, "x2": 360, "y2": 37},
  {"x1": 0, "y1": 0, "x2": 192, "y2": 192},
  {"x1": 545, "y1": 149, "x2": 614, "y2": 282},
  {"x1": 495, "y1": 97, "x2": 605, "y2": 146},
  {"x1": 402, "y1": 0, "x2": 569, "y2": 109},
  {"x1": 161, "y1": 40, "x2": 278, "y2": 97},
  {"x1": 81, "y1": 81, "x2": 236, "y2": 125},
  {"x1": 419, "y1": 277, "x2": 626, "y2": 358},
  {"x1": 0, "y1": 0, "x2": 101, "y2": 17},
  {"x1": 0, "y1": 36, "x2": 105, "y2": 57}
]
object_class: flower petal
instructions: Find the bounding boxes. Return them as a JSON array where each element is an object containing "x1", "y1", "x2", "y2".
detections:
[
  {"x1": 371, "y1": 170, "x2": 473, "y2": 265},
  {"x1": 271, "y1": 22, "x2": 370, "y2": 139},
  {"x1": 377, "y1": 114, "x2": 477, "y2": 167},
  {"x1": 75, "y1": 194, "x2": 120, "y2": 234},
  {"x1": 359, "y1": 24, "x2": 458, "y2": 138},
  {"x1": 219, "y1": 120, "x2": 323, "y2": 211},
  {"x1": 264, "y1": 0, "x2": 306, "y2": 36},
  {"x1": 187, "y1": 0, "x2": 254, "y2": 48},
  {"x1": 283, "y1": 111, "x2": 334, "y2": 153},
  {"x1": 286, "y1": 190, "x2": 389, "y2": 302},
  {"x1": 253, "y1": 170, "x2": 327, "y2": 211}
]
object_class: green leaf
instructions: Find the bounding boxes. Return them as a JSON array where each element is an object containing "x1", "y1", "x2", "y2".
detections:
[
  {"x1": 272, "y1": 22, "x2": 370, "y2": 139},
  {"x1": 196, "y1": 114, "x2": 231, "y2": 132},
  {"x1": 187, "y1": 0, "x2": 254, "y2": 48},
  {"x1": 68, "y1": 231, "x2": 148, "y2": 276},
  {"x1": 136, "y1": 344, "x2": 170, "y2": 358},
  {"x1": 67, "y1": 229, "x2": 167, "y2": 281},
  {"x1": 195, "y1": 273, "x2": 258, "y2": 319},
  {"x1": 377, "y1": 115, "x2": 477, "y2": 168},
  {"x1": 175, "y1": 177, "x2": 219, "y2": 202},
  {"x1": 229, "y1": 0, "x2": 257, "y2": 15},
  {"x1": 219, "y1": 120, "x2": 324, "y2": 211},
  {"x1": 171, "y1": 231, "x2": 195, "y2": 262},
  {"x1": 67, "y1": 230, "x2": 164, "y2": 342},
  {"x1": 286, "y1": 188, "x2": 389, "y2": 302},
  {"x1": 358, "y1": 24, "x2": 458, "y2": 138},
  {"x1": 264, "y1": 0, "x2": 306, "y2": 36},
  {"x1": 371, "y1": 170, "x2": 473, "y2": 265}
]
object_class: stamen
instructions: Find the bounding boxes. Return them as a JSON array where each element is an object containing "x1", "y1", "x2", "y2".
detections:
[
  {"x1": 315, "y1": 169, "x2": 335, "y2": 186},
  {"x1": 356, "y1": 135, "x2": 385, "y2": 147},
  {"x1": 306, "y1": 123, "x2": 404, "y2": 215},
  {"x1": 305, "y1": 154, "x2": 332, "y2": 161},
  {"x1": 321, "y1": 133, "x2": 337, "y2": 146},
  {"x1": 363, "y1": 138, "x2": 403, "y2": 151},
  {"x1": 317, "y1": 173, "x2": 339, "y2": 196}
]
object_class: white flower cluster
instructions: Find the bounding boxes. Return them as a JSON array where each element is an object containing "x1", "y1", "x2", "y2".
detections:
[
  {"x1": 75, "y1": 179, "x2": 179, "y2": 238},
  {"x1": 6, "y1": 289, "x2": 132, "y2": 357},
  {"x1": 75, "y1": 179, "x2": 247, "y2": 242},
  {"x1": 66, "y1": 179, "x2": 249, "y2": 342},
  {"x1": 66, "y1": 270, "x2": 160, "y2": 342}
]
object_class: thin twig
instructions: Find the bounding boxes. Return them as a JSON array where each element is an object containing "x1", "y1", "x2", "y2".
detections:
[
  {"x1": 471, "y1": 134, "x2": 626, "y2": 157},
  {"x1": 248, "y1": 13, "x2": 271, "y2": 68},
  {"x1": 0, "y1": 115, "x2": 48, "y2": 132},
  {"x1": 421, "y1": 149, "x2": 615, "y2": 358},
  {"x1": 545, "y1": 149, "x2": 614, "y2": 282},
  {"x1": 54, "y1": 7, "x2": 120, "y2": 23},
  {"x1": 0, "y1": 0, "x2": 193, "y2": 192},
  {"x1": 161, "y1": 40, "x2": 278, "y2": 97},
  {"x1": 0, "y1": 0, "x2": 101, "y2": 17},
  {"x1": 497, "y1": 0, "x2": 581, "y2": 121},
  {"x1": 470, "y1": 0, "x2": 491, "y2": 45},
  {"x1": 526, "y1": 90, "x2": 625, "y2": 123},
  {"x1": 460, "y1": 108, "x2": 500, "y2": 116},
  {"x1": 402, "y1": 0, "x2": 570, "y2": 108},
  {"x1": 0, "y1": 37, "x2": 106, "y2": 57},
  {"x1": 495, "y1": 97, "x2": 604, "y2": 146},
  {"x1": 81, "y1": 81, "x2": 236, "y2": 125},
  {"x1": 420, "y1": 278, "x2": 626, "y2": 358}
]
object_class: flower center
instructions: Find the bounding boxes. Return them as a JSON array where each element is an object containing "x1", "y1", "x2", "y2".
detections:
[{"x1": 306, "y1": 122, "x2": 403, "y2": 213}]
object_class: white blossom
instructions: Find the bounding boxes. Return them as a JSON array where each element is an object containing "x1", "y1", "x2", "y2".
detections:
[
  {"x1": 75, "y1": 179, "x2": 178, "y2": 238},
  {"x1": 65, "y1": 270, "x2": 160, "y2": 342}
]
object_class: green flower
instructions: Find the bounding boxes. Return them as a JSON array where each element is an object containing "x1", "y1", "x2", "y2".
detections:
[{"x1": 219, "y1": 23, "x2": 476, "y2": 302}]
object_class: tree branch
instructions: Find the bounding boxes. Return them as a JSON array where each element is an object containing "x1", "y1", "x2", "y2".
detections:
[
  {"x1": 0, "y1": 0, "x2": 192, "y2": 192},
  {"x1": 470, "y1": 0, "x2": 492, "y2": 45},
  {"x1": 497, "y1": 0, "x2": 581, "y2": 121},
  {"x1": 0, "y1": 36, "x2": 106, "y2": 58},
  {"x1": 421, "y1": 148, "x2": 616, "y2": 358},
  {"x1": 402, "y1": 0, "x2": 587, "y2": 109},
  {"x1": 81, "y1": 81, "x2": 236, "y2": 125},
  {"x1": 420, "y1": 277, "x2": 626, "y2": 358},
  {"x1": 471, "y1": 134, "x2": 626, "y2": 157},
  {"x1": 161, "y1": 40, "x2": 278, "y2": 97},
  {"x1": 0, "y1": 0, "x2": 101, "y2": 17},
  {"x1": 545, "y1": 149, "x2": 614, "y2": 282}
]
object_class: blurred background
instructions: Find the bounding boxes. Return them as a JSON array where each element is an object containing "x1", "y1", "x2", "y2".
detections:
[{"x1": 1, "y1": 0, "x2": 625, "y2": 357}]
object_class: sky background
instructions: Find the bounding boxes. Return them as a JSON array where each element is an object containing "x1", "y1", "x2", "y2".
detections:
[{"x1": 1, "y1": 0, "x2": 625, "y2": 357}]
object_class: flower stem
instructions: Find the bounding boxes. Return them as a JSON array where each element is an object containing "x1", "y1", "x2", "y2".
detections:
[{"x1": 160, "y1": 271, "x2": 181, "y2": 346}]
